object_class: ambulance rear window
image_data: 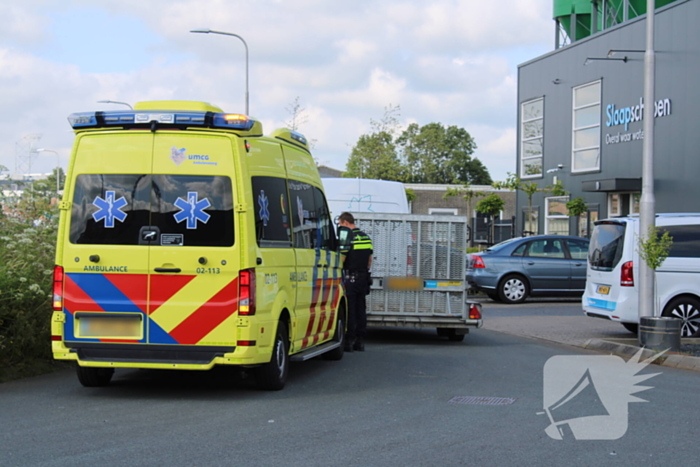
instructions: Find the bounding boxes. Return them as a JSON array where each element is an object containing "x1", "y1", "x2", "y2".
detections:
[{"x1": 70, "y1": 174, "x2": 234, "y2": 246}]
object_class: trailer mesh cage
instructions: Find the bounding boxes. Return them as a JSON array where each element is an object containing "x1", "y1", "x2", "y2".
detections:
[{"x1": 354, "y1": 213, "x2": 470, "y2": 322}]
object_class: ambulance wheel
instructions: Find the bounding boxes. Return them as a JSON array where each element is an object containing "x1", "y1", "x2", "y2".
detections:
[
  {"x1": 255, "y1": 321, "x2": 289, "y2": 390},
  {"x1": 621, "y1": 323, "x2": 638, "y2": 334},
  {"x1": 323, "y1": 310, "x2": 345, "y2": 361},
  {"x1": 76, "y1": 366, "x2": 114, "y2": 387}
]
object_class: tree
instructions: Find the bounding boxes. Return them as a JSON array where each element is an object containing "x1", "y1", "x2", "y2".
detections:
[
  {"x1": 396, "y1": 123, "x2": 490, "y2": 185},
  {"x1": 493, "y1": 173, "x2": 542, "y2": 235},
  {"x1": 637, "y1": 226, "x2": 673, "y2": 316},
  {"x1": 405, "y1": 188, "x2": 417, "y2": 203},
  {"x1": 444, "y1": 183, "x2": 485, "y2": 225},
  {"x1": 285, "y1": 96, "x2": 317, "y2": 151},
  {"x1": 566, "y1": 198, "x2": 588, "y2": 217},
  {"x1": 344, "y1": 105, "x2": 405, "y2": 180},
  {"x1": 475, "y1": 193, "x2": 505, "y2": 245},
  {"x1": 33, "y1": 168, "x2": 65, "y2": 195},
  {"x1": 285, "y1": 96, "x2": 308, "y2": 131}
]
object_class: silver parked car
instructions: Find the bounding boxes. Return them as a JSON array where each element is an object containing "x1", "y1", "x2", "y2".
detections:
[{"x1": 466, "y1": 235, "x2": 590, "y2": 304}]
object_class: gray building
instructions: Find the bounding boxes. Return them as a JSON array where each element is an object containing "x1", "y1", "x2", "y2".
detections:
[{"x1": 516, "y1": 0, "x2": 696, "y2": 237}]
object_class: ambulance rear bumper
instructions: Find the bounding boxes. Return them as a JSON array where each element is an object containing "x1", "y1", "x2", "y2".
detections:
[{"x1": 65, "y1": 342, "x2": 235, "y2": 366}]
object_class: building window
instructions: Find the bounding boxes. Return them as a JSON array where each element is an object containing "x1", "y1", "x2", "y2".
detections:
[
  {"x1": 630, "y1": 193, "x2": 641, "y2": 214},
  {"x1": 521, "y1": 98, "x2": 543, "y2": 178},
  {"x1": 608, "y1": 193, "x2": 621, "y2": 217},
  {"x1": 572, "y1": 81, "x2": 601, "y2": 173},
  {"x1": 545, "y1": 196, "x2": 569, "y2": 235}
]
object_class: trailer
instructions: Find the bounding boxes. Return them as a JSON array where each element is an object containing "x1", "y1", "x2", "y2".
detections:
[{"x1": 354, "y1": 213, "x2": 483, "y2": 341}]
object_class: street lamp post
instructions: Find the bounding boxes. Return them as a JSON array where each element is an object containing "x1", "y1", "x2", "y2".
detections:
[
  {"x1": 639, "y1": 0, "x2": 656, "y2": 321},
  {"x1": 34, "y1": 148, "x2": 60, "y2": 194},
  {"x1": 190, "y1": 28, "x2": 250, "y2": 115},
  {"x1": 96, "y1": 100, "x2": 133, "y2": 109}
]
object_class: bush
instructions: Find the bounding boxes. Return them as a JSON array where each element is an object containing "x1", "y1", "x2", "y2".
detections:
[{"x1": 0, "y1": 188, "x2": 59, "y2": 376}]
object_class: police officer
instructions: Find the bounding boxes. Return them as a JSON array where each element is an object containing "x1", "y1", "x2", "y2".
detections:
[{"x1": 338, "y1": 212, "x2": 373, "y2": 352}]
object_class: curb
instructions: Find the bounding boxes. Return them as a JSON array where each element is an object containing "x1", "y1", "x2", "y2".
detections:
[{"x1": 583, "y1": 338, "x2": 700, "y2": 372}]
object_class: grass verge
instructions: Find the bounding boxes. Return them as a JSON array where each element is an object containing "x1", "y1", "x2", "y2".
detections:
[{"x1": 0, "y1": 359, "x2": 72, "y2": 384}]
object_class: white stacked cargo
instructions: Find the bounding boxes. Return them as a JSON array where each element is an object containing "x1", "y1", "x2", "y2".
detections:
[{"x1": 354, "y1": 213, "x2": 483, "y2": 341}]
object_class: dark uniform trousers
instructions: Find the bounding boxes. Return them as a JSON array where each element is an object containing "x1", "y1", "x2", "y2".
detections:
[{"x1": 343, "y1": 270, "x2": 369, "y2": 341}]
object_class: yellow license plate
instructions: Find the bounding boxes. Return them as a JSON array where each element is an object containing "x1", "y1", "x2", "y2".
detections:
[
  {"x1": 597, "y1": 285, "x2": 611, "y2": 295},
  {"x1": 77, "y1": 314, "x2": 143, "y2": 339}
]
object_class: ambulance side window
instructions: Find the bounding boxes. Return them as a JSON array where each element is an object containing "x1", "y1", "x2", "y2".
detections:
[
  {"x1": 288, "y1": 180, "x2": 317, "y2": 249},
  {"x1": 313, "y1": 187, "x2": 336, "y2": 251},
  {"x1": 252, "y1": 176, "x2": 292, "y2": 248},
  {"x1": 70, "y1": 174, "x2": 151, "y2": 245}
]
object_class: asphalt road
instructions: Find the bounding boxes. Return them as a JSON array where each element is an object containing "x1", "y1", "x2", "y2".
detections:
[
  {"x1": 478, "y1": 296, "x2": 637, "y2": 346},
  {"x1": 1, "y1": 302, "x2": 698, "y2": 467}
]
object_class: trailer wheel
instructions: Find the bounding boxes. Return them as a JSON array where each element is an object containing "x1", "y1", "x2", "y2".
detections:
[
  {"x1": 76, "y1": 366, "x2": 114, "y2": 387},
  {"x1": 255, "y1": 321, "x2": 289, "y2": 391},
  {"x1": 437, "y1": 328, "x2": 465, "y2": 342}
]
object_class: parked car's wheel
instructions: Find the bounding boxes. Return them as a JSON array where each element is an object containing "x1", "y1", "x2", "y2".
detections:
[
  {"x1": 621, "y1": 323, "x2": 638, "y2": 334},
  {"x1": 76, "y1": 366, "x2": 114, "y2": 387},
  {"x1": 498, "y1": 274, "x2": 529, "y2": 304},
  {"x1": 662, "y1": 296, "x2": 700, "y2": 337},
  {"x1": 255, "y1": 321, "x2": 289, "y2": 390}
]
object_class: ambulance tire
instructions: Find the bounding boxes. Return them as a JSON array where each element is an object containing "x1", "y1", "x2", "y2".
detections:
[
  {"x1": 76, "y1": 366, "x2": 114, "y2": 387},
  {"x1": 255, "y1": 321, "x2": 289, "y2": 391},
  {"x1": 323, "y1": 309, "x2": 345, "y2": 361}
]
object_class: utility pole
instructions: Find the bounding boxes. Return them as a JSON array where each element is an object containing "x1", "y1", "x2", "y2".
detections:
[{"x1": 638, "y1": 0, "x2": 656, "y2": 321}]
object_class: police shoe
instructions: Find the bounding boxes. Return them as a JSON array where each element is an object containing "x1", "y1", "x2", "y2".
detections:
[
  {"x1": 353, "y1": 338, "x2": 365, "y2": 352},
  {"x1": 344, "y1": 339, "x2": 354, "y2": 352}
]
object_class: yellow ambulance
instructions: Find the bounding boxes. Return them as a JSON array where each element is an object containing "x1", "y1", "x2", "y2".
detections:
[{"x1": 51, "y1": 101, "x2": 346, "y2": 390}]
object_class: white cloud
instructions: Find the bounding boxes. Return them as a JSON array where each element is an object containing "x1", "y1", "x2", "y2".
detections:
[{"x1": 0, "y1": 0, "x2": 553, "y2": 183}]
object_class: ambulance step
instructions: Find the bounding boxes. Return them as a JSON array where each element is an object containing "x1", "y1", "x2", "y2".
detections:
[{"x1": 290, "y1": 341, "x2": 341, "y2": 362}]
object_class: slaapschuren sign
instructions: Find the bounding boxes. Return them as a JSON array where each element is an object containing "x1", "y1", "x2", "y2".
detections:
[{"x1": 605, "y1": 97, "x2": 671, "y2": 145}]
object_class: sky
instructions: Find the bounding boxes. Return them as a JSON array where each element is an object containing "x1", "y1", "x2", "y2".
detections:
[{"x1": 0, "y1": 0, "x2": 554, "y2": 183}]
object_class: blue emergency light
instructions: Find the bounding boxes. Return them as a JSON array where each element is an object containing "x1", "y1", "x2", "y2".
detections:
[{"x1": 67, "y1": 110, "x2": 256, "y2": 131}]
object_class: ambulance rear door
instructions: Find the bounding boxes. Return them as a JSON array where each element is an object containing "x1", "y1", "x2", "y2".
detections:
[
  {"x1": 61, "y1": 132, "x2": 153, "y2": 346},
  {"x1": 147, "y1": 132, "x2": 239, "y2": 348}
]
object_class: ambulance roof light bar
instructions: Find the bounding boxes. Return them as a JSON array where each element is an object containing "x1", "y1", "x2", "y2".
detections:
[{"x1": 67, "y1": 110, "x2": 256, "y2": 131}]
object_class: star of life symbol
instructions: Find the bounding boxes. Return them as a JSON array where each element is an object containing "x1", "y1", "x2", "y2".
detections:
[
  {"x1": 258, "y1": 190, "x2": 270, "y2": 226},
  {"x1": 173, "y1": 192, "x2": 211, "y2": 229},
  {"x1": 92, "y1": 191, "x2": 128, "y2": 228},
  {"x1": 539, "y1": 349, "x2": 663, "y2": 440}
]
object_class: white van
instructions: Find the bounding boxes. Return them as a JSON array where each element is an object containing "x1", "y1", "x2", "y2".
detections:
[
  {"x1": 583, "y1": 213, "x2": 700, "y2": 336},
  {"x1": 320, "y1": 178, "x2": 409, "y2": 222}
]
